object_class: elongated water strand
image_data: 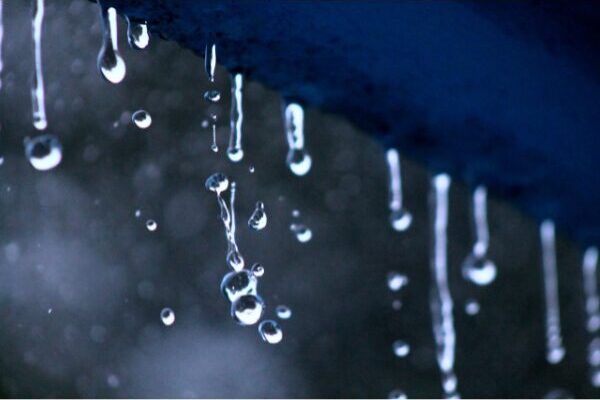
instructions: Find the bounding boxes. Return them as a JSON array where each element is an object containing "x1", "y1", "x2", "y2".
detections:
[
  {"x1": 283, "y1": 102, "x2": 312, "y2": 176},
  {"x1": 386, "y1": 148, "x2": 412, "y2": 231},
  {"x1": 0, "y1": 0, "x2": 4, "y2": 91},
  {"x1": 540, "y1": 220, "x2": 565, "y2": 364},
  {"x1": 97, "y1": 5, "x2": 126, "y2": 84},
  {"x1": 227, "y1": 73, "x2": 244, "y2": 161},
  {"x1": 126, "y1": 17, "x2": 149, "y2": 50},
  {"x1": 31, "y1": 0, "x2": 47, "y2": 130},
  {"x1": 582, "y1": 247, "x2": 600, "y2": 387},
  {"x1": 429, "y1": 173, "x2": 459, "y2": 398},
  {"x1": 205, "y1": 41, "x2": 216, "y2": 82}
]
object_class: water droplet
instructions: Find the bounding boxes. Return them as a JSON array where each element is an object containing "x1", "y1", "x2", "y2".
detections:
[
  {"x1": 204, "y1": 90, "x2": 221, "y2": 103},
  {"x1": 97, "y1": 7, "x2": 126, "y2": 84},
  {"x1": 231, "y1": 294, "x2": 264, "y2": 326},
  {"x1": 284, "y1": 102, "x2": 312, "y2": 176},
  {"x1": 226, "y1": 248, "x2": 245, "y2": 271},
  {"x1": 248, "y1": 201, "x2": 267, "y2": 231},
  {"x1": 392, "y1": 300, "x2": 402, "y2": 311},
  {"x1": 205, "y1": 42, "x2": 216, "y2": 82},
  {"x1": 387, "y1": 272, "x2": 409, "y2": 292},
  {"x1": 390, "y1": 209, "x2": 413, "y2": 232},
  {"x1": 228, "y1": 73, "x2": 244, "y2": 162},
  {"x1": 24, "y1": 134, "x2": 62, "y2": 171},
  {"x1": 386, "y1": 149, "x2": 412, "y2": 232},
  {"x1": 258, "y1": 320, "x2": 283, "y2": 344},
  {"x1": 220, "y1": 270, "x2": 257, "y2": 302},
  {"x1": 392, "y1": 340, "x2": 410, "y2": 357},
  {"x1": 276, "y1": 305, "x2": 292, "y2": 320},
  {"x1": 465, "y1": 299, "x2": 480, "y2": 315},
  {"x1": 134, "y1": 209, "x2": 141, "y2": 218},
  {"x1": 388, "y1": 389, "x2": 407, "y2": 399},
  {"x1": 31, "y1": 0, "x2": 47, "y2": 130},
  {"x1": 249, "y1": 165, "x2": 255, "y2": 173},
  {"x1": 132, "y1": 109, "x2": 152, "y2": 129},
  {"x1": 290, "y1": 223, "x2": 312, "y2": 243},
  {"x1": 146, "y1": 219, "x2": 157, "y2": 231},
  {"x1": 461, "y1": 254, "x2": 497, "y2": 286},
  {"x1": 292, "y1": 209, "x2": 300, "y2": 218},
  {"x1": 126, "y1": 18, "x2": 149, "y2": 50},
  {"x1": 205, "y1": 172, "x2": 229, "y2": 194},
  {"x1": 160, "y1": 307, "x2": 175, "y2": 326},
  {"x1": 251, "y1": 263, "x2": 265, "y2": 277}
]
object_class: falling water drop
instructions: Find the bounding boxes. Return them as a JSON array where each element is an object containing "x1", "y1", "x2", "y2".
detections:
[
  {"x1": 249, "y1": 165, "x2": 255, "y2": 173},
  {"x1": 251, "y1": 263, "x2": 265, "y2": 277},
  {"x1": 125, "y1": 17, "x2": 149, "y2": 50},
  {"x1": 283, "y1": 102, "x2": 312, "y2": 176},
  {"x1": 132, "y1": 109, "x2": 152, "y2": 129},
  {"x1": 31, "y1": 0, "x2": 47, "y2": 130},
  {"x1": 0, "y1": 0, "x2": 4, "y2": 91},
  {"x1": 276, "y1": 305, "x2": 292, "y2": 320},
  {"x1": 160, "y1": 307, "x2": 175, "y2": 326},
  {"x1": 134, "y1": 209, "x2": 141, "y2": 218},
  {"x1": 430, "y1": 173, "x2": 460, "y2": 398},
  {"x1": 388, "y1": 389, "x2": 407, "y2": 399},
  {"x1": 392, "y1": 340, "x2": 410, "y2": 358},
  {"x1": 462, "y1": 255, "x2": 496, "y2": 286},
  {"x1": 540, "y1": 220, "x2": 565, "y2": 364},
  {"x1": 290, "y1": 223, "x2": 312, "y2": 243},
  {"x1": 204, "y1": 89, "x2": 221, "y2": 103},
  {"x1": 97, "y1": 6, "x2": 126, "y2": 84},
  {"x1": 228, "y1": 73, "x2": 244, "y2": 162},
  {"x1": 231, "y1": 294, "x2": 265, "y2": 326},
  {"x1": 248, "y1": 201, "x2": 267, "y2": 231},
  {"x1": 146, "y1": 219, "x2": 157, "y2": 232},
  {"x1": 464, "y1": 299, "x2": 480, "y2": 316},
  {"x1": 24, "y1": 134, "x2": 62, "y2": 171},
  {"x1": 205, "y1": 42, "x2": 216, "y2": 82},
  {"x1": 220, "y1": 270, "x2": 258, "y2": 302},
  {"x1": 205, "y1": 172, "x2": 229, "y2": 194},
  {"x1": 387, "y1": 272, "x2": 409, "y2": 292},
  {"x1": 258, "y1": 320, "x2": 283, "y2": 344},
  {"x1": 386, "y1": 149, "x2": 412, "y2": 231}
]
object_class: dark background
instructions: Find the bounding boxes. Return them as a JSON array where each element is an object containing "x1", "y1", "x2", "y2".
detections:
[{"x1": 0, "y1": 1, "x2": 597, "y2": 398}]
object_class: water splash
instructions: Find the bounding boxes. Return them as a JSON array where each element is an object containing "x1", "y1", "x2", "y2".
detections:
[
  {"x1": 275, "y1": 305, "x2": 292, "y2": 320},
  {"x1": 132, "y1": 109, "x2": 152, "y2": 129},
  {"x1": 97, "y1": 6, "x2": 126, "y2": 84},
  {"x1": 540, "y1": 220, "x2": 565, "y2": 364},
  {"x1": 205, "y1": 42, "x2": 216, "y2": 82},
  {"x1": 386, "y1": 148, "x2": 412, "y2": 232},
  {"x1": 387, "y1": 271, "x2": 409, "y2": 292},
  {"x1": 126, "y1": 17, "x2": 149, "y2": 50},
  {"x1": 258, "y1": 319, "x2": 283, "y2": 344},
  {"x1": 24, "y1": 134, "x2": 62, "y2": 171},
  {"x1": 462, "y1": 186, "x2": 496, "y2": 286},
  {"x1": 0, "y1": 0, "x2": 4, "y2": 91},
  {"x1": 429, "y1": 173, "x2": 459, "y2": 398},
  {"x1": 248, "y1": 201, "x2": 267, "y2": 231},
  {"x1": 31, "y1": 0, "x2": 47, "y2": 130},
  {"x1": 582, "y1": 247, "x2": 600, "y2": 386},
  {"x1": 228, "y1": 73, "x2": 244, "y2": 162},
  {"x1": 160, "y1": 307, "x2": 175, "y2": 326},
  {"x1": 283, "y1": 102, "x2": 312, "y2": 176}
]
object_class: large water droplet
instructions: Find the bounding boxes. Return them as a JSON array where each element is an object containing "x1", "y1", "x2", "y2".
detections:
[
  {"x1": 204, "y1": 90, "x2": 221, "y2": 103},
  {"x1": 160, "y1": 307, "x2": 175, "y2": 326},
  {"x1": 97, "y1": 7, "x2": 126, "y2": 84},
  {"x1": 248, "y1": 201, "x2": 267, "y2": 231},
  {"x1": 387, "y1": 272, "x2": 409, "y2": 292},
  {"x1": 126, "y1": 18, "x2": 149, "y2": 50},
  {"x1": 205, "y1": 173, "x2": 229, "y2": 194},
  {"x1": 290, "y1": 223, "x2": 312, "y2": 243},
  {"x1": 231, "y1": 294, "x2": 264, "y2": 326},
  {"x1": 25, "y1": 134, "x2": 62, "y2": 171},
  {"x1": 258, "y1": 320, "x2": 283, "y2": 344},
  {"x1": 390, "y1": 209, "x2": 412, "y2": 232},
  {"x1": 220, "y1": 270, "x2": 257, "y2": 302},
  {"x1": 132, "y1": 109, "x2": 152, "y2": 129},
  {"x1": 276, "y1": 305, "x2": 292, "y2": 320},
  {"x1": 462, "y1": 254, "x2": 497, "y2": 286},
  {"x1": 392, "y1": 340, "x2": 410, "y2": 357}
]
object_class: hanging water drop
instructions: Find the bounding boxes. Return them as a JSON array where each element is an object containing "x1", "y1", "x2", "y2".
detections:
[
  {"x1": 276, "y1": 305, "x2": 292, "y2": 320},
  {"x1": 386, "y1": 149, "x2": 412, "y2": 232},
  {"x1": 231, "y1": 294, "x2": 264, "y2": 326},
  {"x1": 388, "y1": 389, "x2": 407, "y2": 400},
  {"x1": 205, "y1": 172, "x2": 229, "y2": 194},
  {"x1": 204, "y1": 89, "x2": 221, "y2": 103},
  {"x1": 205, "y1": 42, "x2": 216, "y2": 82},
  {"x1": 228, "y1": 73, "x2": 244, "y2": 162},
  {"x1": 24, "y1": 134, "x2": 62, "y2": 171},
  {"x1": 387, "y1": 272, "x2": 409, "y2": 292},
  {"x1": 97, "y1": 6, "x2": 126, "y2": 84},
  {"x1": 160, "y1": 307, "x2": 175, "y2": 326},
  {"x1": 251, "y1": 263, "x2": 265, "y2": 277},
  {"x1": 392, "y1": 340, "x2": 410, "y2": 358},
  {"x1": 258, "y1": 320, "x2": 283, "y2": 344},
  {"x1": 248, "y1": 201, "x2": 267, "y2": 231},
  {"x1": 290, "y1": 223, "x2": 312, "y2": 243},
  {"x1": 31, "y1": 0, "x2": 47, "y2": 130},
  {"x1": 220, "y1": 270, "x2": 258, "y2": 302},
  {"x1": 146, "y1": 219, "x2": 157, "y2": 231},
  {"x1": 132, "y1": 109, "x2": 152, "y2": 129},
  {"x1": 126, "y1": 17, "x2": 149, "y2": 50},
  {"x1": 283, "y1": 102, "x2": 312, "y2": 176}
]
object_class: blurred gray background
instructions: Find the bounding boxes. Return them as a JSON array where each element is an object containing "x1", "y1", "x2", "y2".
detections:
[{"x1": 0, "y1": 0, "x2": 596, "y2": 398}]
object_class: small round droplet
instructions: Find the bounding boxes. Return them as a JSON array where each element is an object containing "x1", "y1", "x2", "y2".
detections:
[
  {"x1": 290, "y1": 223, "x2": 312, "y2": 243},
  {"x1": 387, "y1": 272, "x2": 409, "y2": 292},
  {"x1": 251, "y1": 263, "x2": 265, "y2": 277},
  {"x1": 132, "y1": 110, "x2": 152, "y2": 129},
  {"x1": 276, "y1": 305, "x2": 292, "y2": 320},
  {"x1": 248, "y1": 201, "x2": 267, "y2": 231},
  {"x1": 205, "y1": 173, "x2": 229, "y2": 194},
  {"x1": 204, "y1": 90, "x2": 221, "y2": 103},
  {"x1": 392, "y1": 300, "x2": 402, "y2": 311},
  {"x1": 388, "y1": 389, "x2": 407, "y2": 400},
  {"x1": 392, "y1": 340, "x2": 410, "y2": 357},
  {"x1": 258, "y1": 320, "x2": 283, "y2": 344},
  {"x1": 231, "y1": 294, "x2": 265, "y2": 326},
  {"x1": 390, "y1": 209, "x2": 412, "y2": 232},
  {"x1": 465, "y1": 299, "x2": 480, "y2": 316},
  {"x1": 134, "y1": 209, "x2": 141, "y2": 218},
  {"x1": 292, "y1": 209, "x2": 300, "y2": 218},
  {"x1": 220, "y1": 270, "x2": 257, "y2": 302},
  {"x1": 25, "y1": 134, "x2": 63, "y2": 171},
  {"x1": 462, "y1": 254, "x2": 497, "y2": 286},
  {"x1": 146, "y1": 219, "x2": 157, "y2": 231},
  {"x1": 160, "y1": 307, "x2": 175, "y2": 326},
  {"x1": 287, "y1": 149, "x2": 312, "y2": 176}
]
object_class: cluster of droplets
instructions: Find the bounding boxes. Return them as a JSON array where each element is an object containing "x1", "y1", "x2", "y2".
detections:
[{"x1": 387, "y1": 269, "x2": 410, "y2": 396}]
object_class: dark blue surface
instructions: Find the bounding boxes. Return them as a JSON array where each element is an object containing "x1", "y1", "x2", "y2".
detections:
[{"x1": 105, "y1": 0, "x2": 600, "y2": 246}]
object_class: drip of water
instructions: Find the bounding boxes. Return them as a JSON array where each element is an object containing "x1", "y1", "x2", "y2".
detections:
[
  {"x1": 97, "y1": 6, "x2": 126, "y2": 84},
  {"x1": 160, "y1": 307, "x2": 175, "y2": 326},
  {"x1": 258, "y1": 319, "x2": 283, "y2": 344},
  {"x1": 392, "y1": 340, "x2": 410, "y2": 358},
  {"x1": 0, "y1": 0, "x2": 4, "y2": 91},
  {"x1": 429, "y1": 173, "x2": 460, "y2": 399},
  {"x1": 31, "y1": 0, "x2": 47, "y2": 130},
  {"x1": 205, "y1": 42, "x2": 216, "y2": 82},
  {"x1": 228, "y1": 73, "x2": 244, "y2": 162},
  {"x1": 283, "y1": 102, "x2": 312, "y2": 176},
  {"x1": 145, "y1": 219, "x2": 157, "y2": 231},
  {"x1": 24, "y1": 134, "x2": 62, "y2": 171},
  {"x1": 125, "y1": 17, "x2": 149, "y2": 50},
  {"x1": 386, "y1": 149, "x2": 412, "y2": 232},
  {"x1": 251, "y1": 262, "x2": 264, "y2": 277},
  {"x1": 132, "y1": 109, "x2": 152, "y2": 129},
  {"x1": 387, "y1": 271, "x2": 409, "y2": 292},
  {"x1": 462, "y1": 186, "x2": 496, "y2": 286},
  {"x1": 248, "y1": 201, "x2": 267, "y2": 231},
  {"x1": 582, "y1": 247, "x2": 600, "y2": 387},
  {"x1": 275, "y1": 305, "x2": 292, "y2": 320},
  {"x1": 540, "y1": 220, "x2": 565, "y2": 364},
  {"x1": 290, "y1": 223, "x2": 312, "y2": 243},
  {"x1": 231, "y1": 294, "x2": 265, "y2": 326}
]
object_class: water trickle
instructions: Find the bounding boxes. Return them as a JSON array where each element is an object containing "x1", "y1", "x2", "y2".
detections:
[
  {"x1": 145, "y1": 219, "x2": 157, "y2": 231},
  {"x1": 231, "y1": 294, "x2": 265, "y2": 326},
  {"x1": 540, "y1": 220, "x2": 565, "y2": 364},
  {"x1": 0, "y1": 0, "x2": 4, "y2": 91},
  {"x1": 283, "y1": 102, "x2": 312, "y2": 176},
  {"x1": 31, "y1": 0, "x2": 47, "y2": 130},
  {"x1": 205, "y1": 42, "x2": 216, "y2": 82},
  {"x1": 276, "y1": 305, "x2": 292, "y2": 320},
  {"x1": 125, "y1": 17, "x2": 149, "y2": 50},
  {"x1": 464, "y1": 299, "x2": 480, "y2": 316},
  {"x1": 388, "y1": 389, "x2": 407, "y2": 399},
  {"x1": 132, "y1": 109, "x2": 152, "y2": 129},
  {"x1": 387, "y1": 271, "x2": 409, "y2": 292},
  {"x1": 462, "y1": 186, "x2": 496, "y2": 286},
  {"x1": 228, "y1": 73, "x2": 244, "y2": 162},
  {"x1": 392, "y1": 340, "x2": 410, "y2": 358},
  {"x1": 251, "y1": 262, "x2": 265, "y2": 277},
  {"x1": 24, "y1": 134, "x2": 62, "y2": 171},
  {"x1": 97, "y1": 6, "x2": 126, "y2": 84},
  {"x1": 220, "y1": 270, "x2": 258, "y2": 302},
  {"x1": 160, "y1": 307, "x2": 175, "y2": 326},
  {"x1": 582, "y1": 247, "x2": 600, "y2": 333},
  {"x1": 290, "y1": 223, "x2": 312, "y2": 243},
  {"x1": 248, "y1": 201, "x2": 267, "y2": 231},
  {"x1": 204, "y1": 89, "x2": 221, "y2": 103},
  {"x1": 258, "y1": 319, "x2": 283, "y2": 344},
  {"x1": 386, "y1": 149, "x2": 412, "y2": 232},
  {"x1": 429, "y1": 173, "x2": 460, "y2": 398}
]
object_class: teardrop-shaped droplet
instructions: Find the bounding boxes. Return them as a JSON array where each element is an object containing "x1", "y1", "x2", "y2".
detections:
[
  {"x1": 126, "y1": 18, "x2": 149, "y2": 50},
  {"x1": 97, "y1": 7, "x2": 126, "y2": 84},
  {"x1": 390, "y1": 209, "x2": 413, "y2": 232},
  {"x1": 251, "y1": 262, "x2": 265, "y2": 277},
  {"x1": 461, "y1": 254, "x2": 497, "y2": 286},
  {"x1": 290, "y1": 223, "x2": 312, "y2": 243},
  {"x1": 220, "y1": 270, "x2": 257, "y2": 303},
  {"x1": 160, "y1": 307, "x2": 175, "y2": 326},
  {"x1": 132, "y1": 109, "x2": 152, "y2": 129},
  {"x1": 24, "y1": 134, "x2": 62, "y2": 171},
  {"x1": 258, "y1": 320, "x2": 283, "y2": 344},
  {"x1": 231, "y1": 294, "x2": 264, "y2": 326},
  {"x1": 387, "y1": 272, "x2": 409, "y2": 292},
  {"x1": 205, "y1": 173, "x2": 229, "y2": 194},
  {"x1": 204, "y1": 89, "x2": 221, "y2": 103},
  {"x1": 146, "y1": 219, "x2": 157, "y2": 231},
  {"x1": 276, "y1": 305, "x2": 292, "y2": 320},
  {"x1": 248, "y1": 201, "x2": 267, "y2": 231},
  {"x1": 392, "y1": 340, "x2": 410, "y2": 358}
]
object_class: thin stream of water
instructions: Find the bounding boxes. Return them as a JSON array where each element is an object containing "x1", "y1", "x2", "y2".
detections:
[{"x1": 31, "y1": 0, "x2": 47, "y2": 130}]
